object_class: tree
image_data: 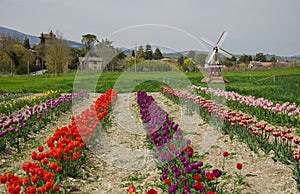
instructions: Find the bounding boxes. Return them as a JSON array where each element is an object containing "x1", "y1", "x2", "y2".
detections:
[
  {"x1": 69, "y1": 48, "x2": 82, "y2": 69},
  {"x1": 35, "y1": 33, "x2": 48, "y2": 70},
  {"x1": 40, "y1": 33, "x2": 45, "y2": 44},
  {"x1": 131, "y1": 50, "x2": 135, "y2": 57},
  {"x1": 254, "y1": 52, "x2": 266, "y2": 62},
  {"x1": 94, "y1": 38, "x2": 124, "y2": 72},
  {"x1": 81, "y1": 34, "x2": 98, "y2": 51},
  {"x1": 144, "y1": 44, "x2": 153, "y2": 60},
  {"x1": 153, "y1": 47, "x2": 163, "y2": 60},
  {"x1": 183, "y1": 58, "x2": 196, "y2": 72},
  {"x1": 2, "y1": 44, "x2": 34, "y2": 75},
  {"x1": 177, "y1": 56, "x2": 184, "y2": 66},
  {"x1": 269, "y1": 56, "x2": 277, "y2": 62},
  {"x1": 221, "y1": 56, "x2": 237, "y2": 67},
  {"x1": 0, "y1": 34, "x2": 22, "y2": 73},
  {"x1": 193, "y1": 53, "x2": 207, "y2": 67},
  {"x1": 230, "y1": 56, "x2": 237, "y2": 62},
  {"x1": 186, "y1": 50, "x2": 196, "y2": 59},
  {"x1": 238, "y1": 54, "x2": 252, "y2": 64},
  {"x1": 109, "y1": 49, "x2": 127, "y2": 71},
  {"x1": 23, "y1": 37, "x2": 31, "y2": 49},
  {"x1": 137, "y1": 45, "x2": 145, "y2": 59},
  {"x1": 45, "y1": 38, "x2": 71, "y2": 75}
]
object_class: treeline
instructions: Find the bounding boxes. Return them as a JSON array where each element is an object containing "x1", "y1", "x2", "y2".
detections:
[
  {"x1": 1, "y1": 30, "x2": 298, "y2": 76},
  {"x1": 180, "y1": 50, "x2": 297, "y2": 70},
  {"x1": 0, "y1": 32, "x2": 126, "y2": 75},
  {"x1": 134, "y1": 44, "x2": 164, "y2": 60}
]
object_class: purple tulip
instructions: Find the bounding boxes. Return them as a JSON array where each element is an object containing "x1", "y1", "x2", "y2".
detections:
[
  {"x1": 186, "y1": 139, "x2": 191, "y2": 144},
  {"x1": 185, "y1": 165, "x2": 192, "y2": 173},
  {"x1": 187, "y1": 151, "x2": 193, "y2": 158},
  {"x1": 168, "y1": 187, "x2": 174, "y2": 194},
  {"x1": 9, "y1": 128, "x2": 15, "y2": 133},
  {"x1": 182, "y1": 160, "x2": 189, "y2": 166},
  {"x1": 161, "y1": 174, "x2": 168, "y2": 180},
  {"x1": 171, "y1": 166, "x2": 177, "y2": 172},
  {"x1": 0, "y1": 131, "x2": 5, "y2": 137},
  {"x1": 172, "y1": 183, "x2": 178, "y2": 189},
  {"x1": 212, "y1": 169, "x2": 222, "y2": 178}
]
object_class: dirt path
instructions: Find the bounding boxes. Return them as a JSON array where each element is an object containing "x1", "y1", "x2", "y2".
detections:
[{"x1": 66, "y1": 93, "x2": 162, "y2": 193}]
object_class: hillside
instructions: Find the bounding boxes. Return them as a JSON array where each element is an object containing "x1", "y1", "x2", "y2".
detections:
[{"x1": 0, "y1": 26, "x2": 83, "y2": 48}]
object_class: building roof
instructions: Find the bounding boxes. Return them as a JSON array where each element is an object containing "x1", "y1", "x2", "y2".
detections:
[{"x1": 260, "y1": 62, "x2": 273, "y2": 67}]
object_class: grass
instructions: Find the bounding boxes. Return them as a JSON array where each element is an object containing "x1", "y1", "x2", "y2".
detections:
[
  {"x1": 1, "y1": 66, "x2": 299, "y2": 104},
  {"x1": 222, "y1": 67, "x2": 300, "y2": 104}
]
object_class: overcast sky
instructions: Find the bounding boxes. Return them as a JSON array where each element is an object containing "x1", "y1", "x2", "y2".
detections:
[{"x1": 0, "y1": 0, "x2": 299, "y2": 56}]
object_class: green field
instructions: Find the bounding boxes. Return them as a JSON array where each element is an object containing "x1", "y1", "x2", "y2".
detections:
[
  {"x1": 222, "y1": 67, "x2": 300, "y2": 104},
  {"x1": 0, "y1": 66, "x2": 299, "y2": 104}
]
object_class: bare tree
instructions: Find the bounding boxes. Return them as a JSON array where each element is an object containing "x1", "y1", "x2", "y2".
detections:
[{"x1": 45, "y1": 38, "x2": 71, "y2": 75}]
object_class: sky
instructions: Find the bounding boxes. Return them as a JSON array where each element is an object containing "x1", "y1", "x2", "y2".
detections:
[{"x1": 0, "y1": 0, "x2": 300, "y2": 56}]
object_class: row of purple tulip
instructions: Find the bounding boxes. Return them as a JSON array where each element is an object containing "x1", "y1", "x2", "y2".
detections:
[{"x1": 137, "y1": 91, "x2": 222, "y2": 193}]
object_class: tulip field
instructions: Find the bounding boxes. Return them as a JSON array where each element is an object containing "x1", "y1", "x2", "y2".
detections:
[{"x1": 0, "y1": 67, "x2": 300, "y2": 193}]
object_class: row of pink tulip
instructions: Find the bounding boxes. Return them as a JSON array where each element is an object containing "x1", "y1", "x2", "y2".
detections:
[
  {"x1": 191, "y1": 85, "x2": 300, "y2": 118},
  {"x1": 191, "y1": 85, "x2": 300, "y2": 128}
]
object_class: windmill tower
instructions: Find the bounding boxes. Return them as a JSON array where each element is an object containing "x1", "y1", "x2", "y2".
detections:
[{"x1": 201, "y1": 31, "x2": 232, "y2": 83}]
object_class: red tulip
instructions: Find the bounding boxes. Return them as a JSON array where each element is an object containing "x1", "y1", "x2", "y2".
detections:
[
  {"x1": 23, "y1": 177, "x2": 30, "y2": 186},
  {"x1": 164, "y1": 178, "x2": 171, "y2": 184},
  {"x1": 37, "y1": 145, "x2": 44, "y2": 152},
  {"x1": 26, "y1": 186, "x2": 36, "y2": 194},
  {"x1": 146, "y1": 189, "x2": 158, "y2": 194},
  {"x1": 206, "y1": 172, "x2": 214, "y2": 181},
  {"x1": 223, "y1": 151, "x2": 229, "y2": 157},
  {"x1": 127, "y1": 184, "x2": 135, "y2": 193},
  {"x1": 236, "y1": 163, "x2": 243, "y2": 170},
  {"x1": 54, "y1": 185, "x2": 60, "y2": 191},
  {"x1": 31, "y1": 175, "x2": 38, "y2": 183},
  {"x1": 194, "y1": 174, "x2": 201, "y2": 181},
  {"x1": 196, "y1": 182, "x2": 203, "y2": 190}
]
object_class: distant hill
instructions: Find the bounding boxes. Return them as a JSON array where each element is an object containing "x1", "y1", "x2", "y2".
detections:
[{"x1": 0, "y1": 26, "x2": 83, "y2": 48}]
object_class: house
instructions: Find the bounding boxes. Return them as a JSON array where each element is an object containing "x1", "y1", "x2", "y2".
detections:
[
  {"x1": 248, "y1": 61, "x2": 289, "y2": 69},
  {"x1": 160, "y1": 58, "x2": 178, "y2": 64},
  {"x1": 248, "y1": 61, "x2": 263, "y2": 68},
  {"x1": 39, "y1": 31, "x2": 57, "y2": 46},
  {"x1": 78, "y1": 56, "x2": 103, "y2": 70},
  {"x1": 248, "y1": 61, "x2": 273, "y2": 68}
]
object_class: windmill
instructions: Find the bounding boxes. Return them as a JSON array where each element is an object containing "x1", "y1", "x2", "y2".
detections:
[{"x1": 200, "y1": 31, "x2": 232, "y2": 83}]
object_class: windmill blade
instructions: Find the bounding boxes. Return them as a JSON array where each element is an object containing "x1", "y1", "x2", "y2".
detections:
[
  {"x1": 219, "y1": 48, "x2": 232, "y2": 58},
  {"x1": 206, "y1": 50, "x2": 216, "y2": 64},
  {"x1": 216, "y1": 31, "x2": 228, "y2": 46},
  {"x1": 199, "y1": 36, "x2": 215, "y2": 48}
]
